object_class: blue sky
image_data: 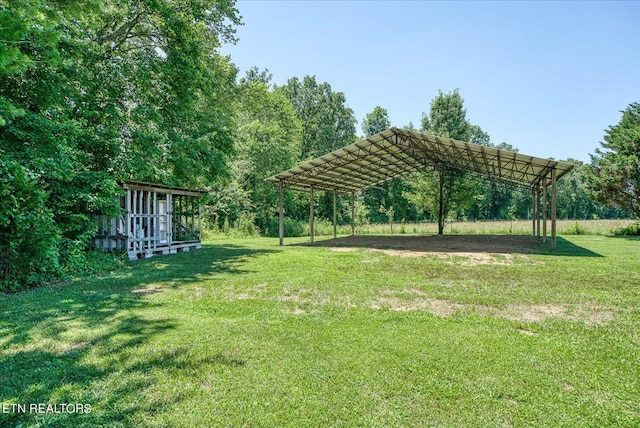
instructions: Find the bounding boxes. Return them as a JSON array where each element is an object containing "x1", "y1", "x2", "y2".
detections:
[{"x1": 221, "y1": 1, "x2": 640, "y2": 162}]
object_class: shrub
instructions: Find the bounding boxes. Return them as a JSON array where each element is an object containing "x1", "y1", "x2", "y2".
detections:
[
  {"x1": 0, "y1": 160, "x2": 61, "y2": 291},
  {"x1": 205, "y1": 212, "x2": 262, "y2": 238},
  {"x1": 266, "y1": 218, "x2": 305, "y2": 237},
  {"x1": 235, "y1": 212, "x2": 260, "y2": 237},
  {"x1": 612, "y1": 221, "x2": 640, "y2": 236},
  {"x1": 562, "y1": 221, "x2": 589, "y2": 235},
  {"x1": 79, "y1": 250, "x2": 129, "y2": 275}
]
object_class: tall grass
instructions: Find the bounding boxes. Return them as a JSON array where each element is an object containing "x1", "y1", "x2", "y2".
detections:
[
  {"x1": 299, "y1": 219, "x2": 636, "y2": 237},
  {"x1": 206, "y1": 218, "x2": 638, "y2": 239}
]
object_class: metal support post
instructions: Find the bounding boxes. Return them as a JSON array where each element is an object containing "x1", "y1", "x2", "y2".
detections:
[{"x1": 279, "y1": 182, "x2": 284, "y2": 246}]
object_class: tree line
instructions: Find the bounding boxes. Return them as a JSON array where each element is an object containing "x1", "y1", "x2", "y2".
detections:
[
  {"x1": 217, "y1": 82, "x2": 631, "y2": 238},
  {"x1": 1, "y1": 1, "x2": 637, "y2": 290}
]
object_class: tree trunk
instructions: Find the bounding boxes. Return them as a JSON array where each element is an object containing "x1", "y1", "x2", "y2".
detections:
[{"x1": 438, "y1": 169, "x2": 445, "y2": 235}]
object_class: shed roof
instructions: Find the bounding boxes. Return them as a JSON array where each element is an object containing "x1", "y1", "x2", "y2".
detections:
[
  {"x1": 123, "y1": 180, "x2": 203, "y2": 197},
  {"x1": 266, "y1": 128, "x2": 575, "y2": 192}
]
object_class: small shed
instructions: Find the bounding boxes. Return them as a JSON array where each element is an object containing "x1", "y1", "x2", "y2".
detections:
[{"x1": 94, "y1": 181, "x2": 203, "y2": 260}]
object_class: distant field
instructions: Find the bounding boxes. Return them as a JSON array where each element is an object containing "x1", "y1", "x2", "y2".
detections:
[
  {"x1": 306, "y1": 218, "x2": 637, "y2": 237},
  {"x1": 1, "y1": 233, "x2": 639, "y2": 427}
]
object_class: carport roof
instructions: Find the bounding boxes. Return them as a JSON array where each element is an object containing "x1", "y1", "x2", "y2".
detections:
[{"x1": 266, "y1": 127, "x2": 575, "y2": 193}]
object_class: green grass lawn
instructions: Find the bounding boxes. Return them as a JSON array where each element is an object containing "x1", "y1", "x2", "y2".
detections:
[{"x1": 1, "y1": 234, "x2": 639, "y2": 427}]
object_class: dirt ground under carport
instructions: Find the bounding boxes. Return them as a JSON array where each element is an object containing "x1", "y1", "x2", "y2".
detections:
[{"x1": 304, "y1": 234, "x2": 544, "y2": 256}]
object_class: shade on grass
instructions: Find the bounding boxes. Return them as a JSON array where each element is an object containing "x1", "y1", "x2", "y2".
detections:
[{"x1": 1, "y1": 234, "x2": 639, "y2": 427}]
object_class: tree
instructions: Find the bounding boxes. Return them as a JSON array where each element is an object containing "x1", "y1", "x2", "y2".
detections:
[
  {"x1": 362, "y1": 106, "x2": 391, "y2": 222},
  {"x1": 277, "y1": 75, "x2": 357, "y2": 159},
  {"x1": 0, "y1": 0, "x2": 242, "y2": 289},
  {"x1": 469, "y1": 124, "x2": 491, "y2": 146},
  {"x1": 406, "y1": 170, "x2": 478, "y2": 226},
  {"x1": 555, "y1": 160, "x2": 592, "y2": 219},
  {"x1": 468, "y1": 139, "x2": 520, "y2": 221},
  {"x1": 403, "y1": 122, "x2": 416, "y2": 131},
  {"x1": 215, "y1": 73, "x2": 303, "y2": 233},
  {"x1": 277, "y1": 76, "x2": 357, "y2": 221},
  {"x1": 556, "y1": 160, "x2": 628, "y2": 219},
  {"x1": 421, "y1": 89, "x2": 471, "y2": 142},
  {"x1": 0, "y1": 0, "x2": 103, "y2": 288},
  {"x1": 362, "y1": 106, "x2": 391, "y2": 138},
  {"x1": 361, "y1": 107, "x2": 419, "y2": 223},
  {"x1": 407, "y1": 90, "x2": 478, "y2": 234},
  {"x1": 586, "y1": 102, "x2": 640, "y2": 218},
  {"x1": 0, "y1": 159, "x2": 60, "y2": 290}
]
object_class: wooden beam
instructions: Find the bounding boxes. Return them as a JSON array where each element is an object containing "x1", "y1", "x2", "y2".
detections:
[
  {"x1": 134, "y1": 189, "x2": 138, "y2": 253},
  {"x1": 279, "y1": 181, "x2": 284, "y2": 246},
  {"x1": 310, "y1": 185, "x2": 314, "y2": 243},
  {"x1": 167, "y1": 193, "x2": 172, "y2": 247},
  {"x1": 333, "y1": 190, "x2": 337, "y2": 239},
  {"x1": 123, "y1": 181, "x2": 203, "y2": 197},
  {"x1": 190, "y1": 196, "x2": 195, "y2": 238},
  {"x1": 542, "y1": 179, "x2": 547, "y2": 244},
  {"x1": 198, "y1": 199, "x2": 202, "y2": 241},
  {"x1": 532, "y1": 187, "x2": 536, "y2": 236},
  {"x1": 551, "y1": 168, "x2": 557, "y2": 251},
  {"x1": 177, "y1": 196, "x2": 182, "y2": 240},
  {"x1": 125, "y1": 190, "x2": 131, "y2": 252},
  {"x1": 153, "y1": 191, "x2": 158, "y2": 249},
  {"x1": 351, "y1": 191, "x2": 355, "y2": 236},
  {"x1": 536, "y1": 185, "x2": 541, "y2": 238},
  {"x1": 146, "y1": 190, "x2": 151, "y2": 250}
]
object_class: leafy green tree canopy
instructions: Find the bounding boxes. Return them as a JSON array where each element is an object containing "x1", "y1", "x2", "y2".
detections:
[
  {"x1": 278, "y1": 75, "x2": 357, "y2": 159},
  {"x1": 228, "y1": 75, "x2": 303, "y2": 232},
  {"x1": 360, "y1": 106, "x2": 418, "y2": 222},
  {"x1": 362, "y1": 106, "x2": 391, "y2": 137},
  {"x1": 410, "y1": 89, "x2": 478, "y2": 234},
  {"x1": 0, "y1": 0, "x2": 242, "y2": 289},
  {"x1": 421, "y1": 89, "x2": 470, "y2": 141},
  {"x1": 586, "y1": 102, "x2": 640, "y2": 218}
]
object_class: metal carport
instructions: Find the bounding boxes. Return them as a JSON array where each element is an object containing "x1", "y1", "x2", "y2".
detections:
[{"x1": 266, "y1": 127, "x2": 575, "y2": 251}]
